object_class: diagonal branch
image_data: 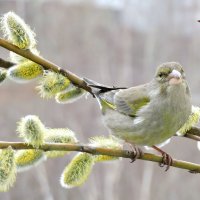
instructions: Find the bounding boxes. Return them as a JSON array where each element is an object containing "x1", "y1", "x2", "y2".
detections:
[
  {"x1": 0, "y1": 141, "x2": 199, "y2": 172},
  {"x1": 0, "y1": 38, "x2": 94, "y2": 95}
]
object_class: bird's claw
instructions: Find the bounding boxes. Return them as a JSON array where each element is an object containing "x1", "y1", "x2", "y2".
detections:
[
  {"x1": 152, "y1": 146, "x2": 173, "y2": 171},
  {"x1": 130, "y1": 146, "x2": 143, "y2": 163},
  {"x1": 159, "y1": 152, "x2": 173, "y2": 171}
]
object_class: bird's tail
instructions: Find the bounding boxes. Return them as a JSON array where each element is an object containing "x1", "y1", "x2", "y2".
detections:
[
  {"x1": 83, "y1": 78, "x2": 126, "y2": 111},
  {"x1": 83, "y1": 77, "x2": 126, "y2": 96}
]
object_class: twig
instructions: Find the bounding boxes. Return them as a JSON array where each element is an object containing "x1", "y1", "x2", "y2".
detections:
[
  {"x1": 0, "y1": 58, "x2": 15, "y2": 68},
  {"x1": 186, "y1": 127, "x2": 200, "y2": 137},
  {"x1": 0, "y1": 141, "x2": 199, "y2": 172},
  {"x1": 183, "y1": 133, "x2": 200, "y2": 141},
  {"x1": 0, "y1": 38, "x2": 93, "y2": 95},
  {"x1": 172, "y1": 127, "x2": 200, "y2": 141}
]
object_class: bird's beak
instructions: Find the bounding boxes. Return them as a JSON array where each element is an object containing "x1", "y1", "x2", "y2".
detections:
[{"x1": 168, "y1": 70, "x2": 182, "y2": 85}]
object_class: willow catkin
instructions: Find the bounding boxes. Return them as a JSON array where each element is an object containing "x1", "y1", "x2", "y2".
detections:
[
  {"x1": 37, "y1": 71, "x2": 71, "y2": 99},
  {"x1": 0, "y1": 147, "x2": 16, "y2": 192},
  {"x1": 56, "y1": 87, "x2": 86, "y2": 104},
  {"x1": 60, "y1": 153, "x2": 94, "y2": 188},
  {"x1": 1, "y1": 11, "x2": 36, "y2": 49},
  {"x1": 17, "y1": 115, "x2": 46, "y2": 147},
  {"x1": 15, "y1": 150, "x2": 45, "y2": 172},
  {"x1": 7, "y1": 61, "x2": 43, "y2": 83}
]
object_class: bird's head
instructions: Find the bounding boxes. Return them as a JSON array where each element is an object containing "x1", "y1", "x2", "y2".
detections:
[{"x1": 155, "y1": 62, "x2": 186, "y2": 85}]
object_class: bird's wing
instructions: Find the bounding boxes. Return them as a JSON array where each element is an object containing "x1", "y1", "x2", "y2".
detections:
[
  {"x1": 99, "y1": 90, "x2": 118, "y2": 111},
  {"x1": 114, "y1": 84, "x2": 150, "y2": 116},
  {"x1": 83, "y1": 77, "x2": 150, "y2": 115}
]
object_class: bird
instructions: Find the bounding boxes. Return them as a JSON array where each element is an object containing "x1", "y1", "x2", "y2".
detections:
[{"x1": 84, "y1": 62, "x2": 191, "y2": 170}]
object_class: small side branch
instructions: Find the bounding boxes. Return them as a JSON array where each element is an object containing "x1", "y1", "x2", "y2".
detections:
[
  {"x1": 0, "y1": 58, "x2": 15, "y2": 68},
  {"x1": 184, "y1": 133, "x2": 200, "y2": 141},
  {"x1": 186, "y1": 127, "x2": 200, "y2": 137},
  {"x1": 0, "y1": 141, "x2": 199, "y2": 172}
]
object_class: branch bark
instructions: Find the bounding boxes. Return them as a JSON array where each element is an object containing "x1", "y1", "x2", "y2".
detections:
[
  {"x1": 1, "y1": 38, "x2": 200, "y2": 173},
  {"x1": 184, "y1": 133, "x2": 200, "y2": 141},
  {"x1": 0, "y1": 38, "x2": 93, "y2": 95},
  {"x1": 0, "y1": 141, "x2": 199, "y2": 172}
]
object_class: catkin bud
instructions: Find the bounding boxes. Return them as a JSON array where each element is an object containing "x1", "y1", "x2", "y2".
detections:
[
  {"x1": 0, "y1": 68, "x2": 7, "y2": 84},
  {"x1": 37, "y1": 71, "x2": 71, "y2": 99},
  {"x1": 17, "y1": 115, "x2": 46, "y2": 147},
  {"x1": 44, "y1": 128, "x2": 78, "y2": 158},
  {"x1": 177, "y1": 106, "x2": 200, "y2": 136},
  {"x1": 7, "y1": 61, "x2": 43, "y2": 83},
  {"x1": 15, "y1": 150, "x2": 45, "y2": 172},
  {"x1": 55, "y1": 87, "x2": 86, "y2": 104},
  {"x1": 0, "y1": 147, "x2": 16, "y2": 192},
  {"x1": 1, "y1": 12, "x2": 36, "y2": 49},
  {"x1": 89, "y1": 136, "x2": 123, "y2": 162},
  {"x1": 60, "y1": 153, "x2": 94, "y2": 188}
]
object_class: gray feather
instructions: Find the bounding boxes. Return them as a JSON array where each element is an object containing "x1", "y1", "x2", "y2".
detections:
[{"x1": 114, "y1": 84, "x2": 150, "y2": 116}]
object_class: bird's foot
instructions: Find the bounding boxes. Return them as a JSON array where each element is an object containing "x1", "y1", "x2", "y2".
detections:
[
  {"x1": 159, "y1": 152, "x2": 173, "y2": 171},
  {"x1": 152, "y1": 145, "x2": 173, "y2": 171},
  {"x1": 129, "y1": 145, "x2": 143, "y2": 163}
]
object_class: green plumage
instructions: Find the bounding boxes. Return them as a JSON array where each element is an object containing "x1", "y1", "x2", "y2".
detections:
[{"x1": 91, "y1": 62, "x2": 191, "y2": 147}]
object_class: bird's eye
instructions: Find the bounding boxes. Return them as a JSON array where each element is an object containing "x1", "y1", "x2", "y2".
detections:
[{"x1": 158, "y1": 72, "x2": 167, "y2": 78}]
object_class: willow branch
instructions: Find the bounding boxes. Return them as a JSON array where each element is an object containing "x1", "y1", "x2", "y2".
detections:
[
  {"x1": 186, "y1": 127, "x2": 200, "y2": 137},
  {"x1": 0, "y1": 58, "x2": 15, "y2": 68},
  {"x1": 0, "y1": 141, "x2": 199, "y2": 172},
  {"x1": 0, "y1": 38, "x2": 200, "y2": 167},
  {"x1": 0, "y1": 38, "x2": 93, "y2": 95}
]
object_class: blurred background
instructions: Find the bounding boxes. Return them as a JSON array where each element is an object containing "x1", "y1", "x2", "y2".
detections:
[{"x1": 0, "y1": 0, "x2": 200, "y2": 199}]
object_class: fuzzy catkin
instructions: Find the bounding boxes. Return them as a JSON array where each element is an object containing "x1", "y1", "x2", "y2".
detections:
[
  {"x1": 56, "y1": 87, "x2": 86, "y2": 104},
  {"x1": 37, "y1": 71, "x2": 71, "y2": 99},
  {"x1": 177, "y1": 106, "x2": 200, "y2": 136},
  {"x1": 17, "y1": 115, "x2": 46, "y2": 147},
  {"x1": 1, "y1": 12, "x2": 36, "y2": 49},
  {"x1": 15, "y1": 150, "x2": 45, "y2": 172},
  {"x1": 8, "y1": 61, "x2": 43, "y2": 83},
  {"x1": 0, "y1": 147, "x2": 16, "y2": 192},
  {"x1": 60, "y1": 153, "x2": 94, "y2": 188}
]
